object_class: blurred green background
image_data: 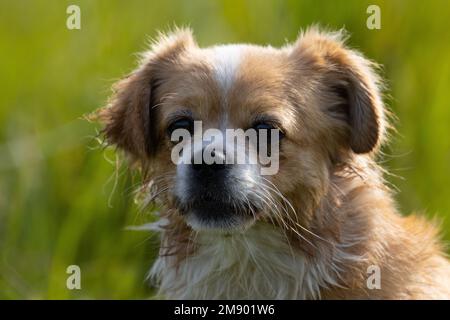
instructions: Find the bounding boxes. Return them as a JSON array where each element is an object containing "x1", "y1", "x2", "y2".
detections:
[{"x1": 0, "y1": 0, "x2": 449, "y2": 299}]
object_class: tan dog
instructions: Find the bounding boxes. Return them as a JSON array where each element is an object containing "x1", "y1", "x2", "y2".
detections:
[{"x1": 98, "y1": 27, "x2": 450, "y2": 299}]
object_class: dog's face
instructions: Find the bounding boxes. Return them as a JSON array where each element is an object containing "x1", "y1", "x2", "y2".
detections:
[{"x1": 99, "y1": 28, "x2": 385, "y2": 232}]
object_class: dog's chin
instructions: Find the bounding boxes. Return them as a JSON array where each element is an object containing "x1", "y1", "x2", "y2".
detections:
[
  {"x1": 180, "y1": 201, "x2": 258, "y2": 233},
  {"x1": 185, "y1": 213, "x2": 256, "y2": 233}
]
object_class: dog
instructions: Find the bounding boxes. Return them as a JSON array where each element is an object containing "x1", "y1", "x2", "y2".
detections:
[{"x1": 97, "y1": 27, "x2": 450, "y2": 299}]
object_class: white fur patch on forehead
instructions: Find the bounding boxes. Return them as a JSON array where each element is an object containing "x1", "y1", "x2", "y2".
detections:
[{"x1": 209, "y1": 45, "x2": 245, "y2": 93}]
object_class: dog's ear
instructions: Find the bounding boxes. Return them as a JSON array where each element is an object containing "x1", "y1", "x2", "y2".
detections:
[
  {"x1": 96, "y1": 28, "x2": 196, "y2": 159},
  {"x1": 292, "y1": 28, "x2": 386, "y2": 154}
]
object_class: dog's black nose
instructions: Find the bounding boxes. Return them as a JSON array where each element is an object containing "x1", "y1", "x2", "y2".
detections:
[
  {"x1": 192, "y1": 161, "x2": 227, "y2": 172},
  {"x1": 191, "y1": 149, "x2": 228, "y2": 173}
]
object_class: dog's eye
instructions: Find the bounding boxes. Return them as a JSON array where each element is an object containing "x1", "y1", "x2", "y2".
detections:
[
  {"x1": 167, "y1": 118, "x2": 194, "y2": 136},
  {"x1": 254, "y1": 122, "x2": 275, "y2": 131},
  {"x1": 252, "y1": 121, "x2": 284, "y2": 156},
  {"x1": 253, "y1": 122, "x2": 285, "y2": 140}
]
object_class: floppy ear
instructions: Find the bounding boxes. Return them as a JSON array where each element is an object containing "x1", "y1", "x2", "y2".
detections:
[
  {"x1": 293, "y1": 28, "x2": 386, "y2": 154},
  {"x1": 97, "y1": 28, "x2": 196, "y2": 159}
]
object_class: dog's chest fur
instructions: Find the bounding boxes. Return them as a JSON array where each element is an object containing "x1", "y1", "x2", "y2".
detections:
[{"x1": 150, "y1": 223, "x2": 352, "y2": 299}]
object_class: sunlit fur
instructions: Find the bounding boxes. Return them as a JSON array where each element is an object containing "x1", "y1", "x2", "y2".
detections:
[{"x1": 97, "y1": 27, "x2": 450, "y2": 299}]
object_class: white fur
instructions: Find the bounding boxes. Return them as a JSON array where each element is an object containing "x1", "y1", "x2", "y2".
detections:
[
  {"x1": 206, "y1": 45, "x2": 241, "y2": 139},
  {"x1": 149, "y1": 222, "x2": 362, "y2": 299},
  {"x1": 210, "y1": 45, "x2": 244, "y2": 93}
]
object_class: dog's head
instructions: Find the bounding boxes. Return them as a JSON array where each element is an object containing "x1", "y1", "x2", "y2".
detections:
[{"x1": 98, "y1": 28, "x2": 386, "y2": 233}]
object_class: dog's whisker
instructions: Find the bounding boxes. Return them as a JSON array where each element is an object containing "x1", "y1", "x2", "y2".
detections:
[
  {"x1": 251, "y1": 186, "x2": 317, "y2": 255},
  {"x1": 251, "y1": 187, "x2": 303, "y2": 258},
  {"x1": 260, "y1": 177, "x2": 333, "y2": 246}
]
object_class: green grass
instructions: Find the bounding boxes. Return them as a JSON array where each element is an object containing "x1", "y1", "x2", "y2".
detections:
[{"x1": 1, "y1": 0, "x2": 449, "y2": 299}]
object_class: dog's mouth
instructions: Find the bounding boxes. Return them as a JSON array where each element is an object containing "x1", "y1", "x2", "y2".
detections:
[{"x1": 175, "y1": 195, "x2": 260, "y2": 231}]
